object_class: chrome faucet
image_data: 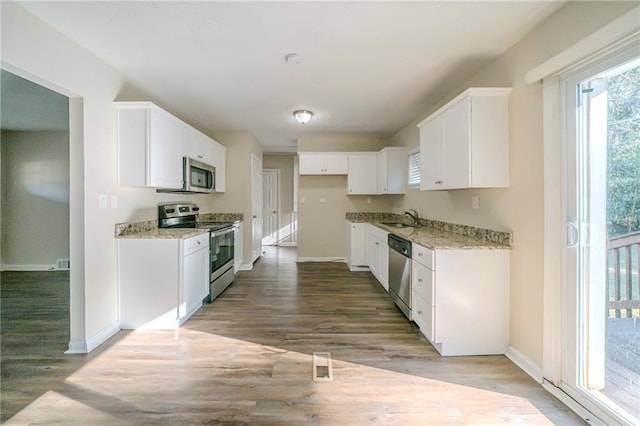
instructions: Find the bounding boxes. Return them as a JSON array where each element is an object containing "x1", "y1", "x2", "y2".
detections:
[{"x1": 404, "y1": 209, "x2": 420, "y2": 226}]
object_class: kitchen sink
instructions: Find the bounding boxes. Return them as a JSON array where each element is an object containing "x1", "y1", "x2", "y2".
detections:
[{"x1": 380, "y1": 222, "x2": 416, "y2": 228}]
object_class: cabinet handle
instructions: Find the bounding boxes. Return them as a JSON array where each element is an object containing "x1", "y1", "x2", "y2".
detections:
[
  {"x1": 418, "y1": 278, "x2": 423, "y2": 282},
  {"x1": 418, "y1": 310, "x2": 423, "y2": 315},
  {"x1": 375, "y1": 242, "x2": 379, "y2": 245},
  {"x1": 418, "y1": 253, "x2": 423, "y2": 257},
  {"x1": 197, "y1": 155, "x2": 203, "y2": 159},
  {"x1": 197, "y1": 241, "x2": 201, "y2": 245}
]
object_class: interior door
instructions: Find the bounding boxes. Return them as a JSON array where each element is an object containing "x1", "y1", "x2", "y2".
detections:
[
  {"x1": 563, "y1": 47, "x2": 639, "y2": 424},
  {"x1": 251, "y1": 154, "x2": 263, "y2": 263},
  {"x1": 262, "y1": 170, "x2": 278, "y2": 246}
]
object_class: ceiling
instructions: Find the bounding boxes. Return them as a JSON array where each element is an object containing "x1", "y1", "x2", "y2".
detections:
[{"x1": 17, "y1": 1, "x2": 565, "y2": 152}]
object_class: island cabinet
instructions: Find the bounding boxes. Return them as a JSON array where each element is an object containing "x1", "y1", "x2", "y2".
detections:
[
  {"x1": 298, "y1": 152, "x2": 349, "y2": 175},
  {"x1": 411, "y1": 242, "x2": 509, "y2": 356},
  {"x1": 119, "y1": 233, "x2": 209, "y2": 330},
  {"x1": 116, "y1": 102, "x2": 183, "y2": 189},
  {"x1": 366, "y1": 224, "x2": 389, "y2": 291},
  {"x1": 417, "y1": 88, "x2": 511, "y2": 191}
]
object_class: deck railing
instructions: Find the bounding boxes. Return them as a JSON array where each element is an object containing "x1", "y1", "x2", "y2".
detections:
[{"x1": 608, "y1": 230, "x2": 640, "y2": 318}]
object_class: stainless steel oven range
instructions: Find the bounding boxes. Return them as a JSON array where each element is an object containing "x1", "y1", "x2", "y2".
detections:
[{"x1": 158, "y1": 202, "x2": 235, "y2": 303}]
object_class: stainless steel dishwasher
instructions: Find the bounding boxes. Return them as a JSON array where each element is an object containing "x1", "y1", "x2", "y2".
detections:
[{"x1": 388, "y1": 234, "x2": 412, "y2": 320}]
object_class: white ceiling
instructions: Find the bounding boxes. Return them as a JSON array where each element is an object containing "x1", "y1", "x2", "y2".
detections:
[{"x1": 17, "y1": 1, "x2": 564, "y2": 152}]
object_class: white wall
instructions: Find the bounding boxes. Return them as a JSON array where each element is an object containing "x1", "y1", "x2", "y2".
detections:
[
  {"x1": 1, "y1": 130, "x2": 70, "y2": 268},
  {"x1": 388, "y1": 1, "x2": 637, "y2": 369},
  {"x1": 297, "y1": 134, "x2": 394, "y2": 258},
  {"x1": 0, "y1": 2, "x2": 255, "y2": 349}
]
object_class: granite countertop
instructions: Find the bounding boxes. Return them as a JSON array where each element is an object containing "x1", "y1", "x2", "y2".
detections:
[
  {"x1": 116, "y1": 227, "x2": 209, "y2": 240},
  {"x1": 115, "y1": 212, "x2": 244, "y2": 240},
  {"x1": 346, "y1": 212, "x2": 511, "y2": 250}
]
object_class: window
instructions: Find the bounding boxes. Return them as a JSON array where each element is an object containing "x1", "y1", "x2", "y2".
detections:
[{"x1": 408, "y1": 147, "x2": 420, "y2": 188}]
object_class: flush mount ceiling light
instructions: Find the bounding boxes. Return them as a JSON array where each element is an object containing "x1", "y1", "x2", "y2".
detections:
[{"x1": 293, "y1": 109, "x2": 313, "y2": 124}]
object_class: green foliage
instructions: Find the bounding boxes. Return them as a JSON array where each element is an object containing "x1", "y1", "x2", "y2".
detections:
[{"x1": 607, "y1": 66, "x2": 640, "y2": 238}]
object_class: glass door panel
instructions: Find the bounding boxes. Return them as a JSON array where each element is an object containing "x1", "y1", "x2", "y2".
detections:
[{"x1": 566, "y1": 51, "x2": 640, "y2": 423}]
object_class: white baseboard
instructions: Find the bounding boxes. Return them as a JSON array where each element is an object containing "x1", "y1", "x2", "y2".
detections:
[
  {"x1": 278, "y1": 242, "x2": 298, "y2": 247},
  {"x1": 296, "y1": 257, "x2": 346, "y2": 263},
  {"x1": 505, "y1": 345, "x2": 544, "y2": 383},
  {"x1": 348, "y1": 265, "x2": 370, "y2": 272},
  {"x1": 238, "y1": 263, "x2": 253, "y2": 271},
  {"x1": 2, "y1": 264, "x2": 56, "y2": 271},
  {"x1": 65, "y1": 321, "x2": 120, "y2": 354}
]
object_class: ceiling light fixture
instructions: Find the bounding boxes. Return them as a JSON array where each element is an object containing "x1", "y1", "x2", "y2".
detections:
[{"x1": 293, "y1": 109, "x2": 313, "y2": 124}]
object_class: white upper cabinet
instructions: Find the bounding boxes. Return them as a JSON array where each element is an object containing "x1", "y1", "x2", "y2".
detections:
[
  {"x1": 417, "y1": 88, "x2": 511, "y2": 190},
  {"x1": 116, "y1": 103, "x2": 183, "y2": 189},
  {"x1": 377, "y1": 147, "x2": 407, "y2": 194},
  {"x1": 181, "y1": 125, "x2": 213, "y2": 165},
  {"x1": 299, "y1": 152, "x2": 349, "y2": 175},
  {"x1": 347, "y1": 153, "x2": 378, "y2": 195}
]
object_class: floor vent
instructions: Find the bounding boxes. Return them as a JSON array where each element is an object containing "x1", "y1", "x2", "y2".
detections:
[
  {"x1": 56, "y1": 259, "x2": 70, "y2": 270},
  {"x1": 312, "y1": 352, "x2": 333, "y2": 381}
]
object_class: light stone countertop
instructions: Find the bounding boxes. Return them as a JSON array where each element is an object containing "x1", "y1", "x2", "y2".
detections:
[
  {"x1": 346, "y1": 212, "x2": 511, "y2": 250},
  {"x1": 116, "y1": 228, "x2": 209, "y2": 240}
]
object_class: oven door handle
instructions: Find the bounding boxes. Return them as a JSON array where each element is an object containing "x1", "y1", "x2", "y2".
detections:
[{"x1": 210, "y1": 227, "x2": 234, "y2": 238}]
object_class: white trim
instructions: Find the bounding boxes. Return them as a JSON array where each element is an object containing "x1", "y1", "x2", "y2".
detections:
[
  {"x1": 542, "y1": 76, "x2": 565, "y2": 386},
  {"x1": 505, "y1": 345, "x2": 543, "y2": 384},
  {"x1": 541, "y1": 381, "x2": 603, "y2": 425},
  {"x1": 526, "y1": 6, "x2": 640, "y2": 84},
  {"x1": 348, "y1": 265, "x2": 370, "y2": 272},
  {"x1": 65, "y1": 340, "x2": 88, "y2": 354},
  {"x1": 278, "y1": 242, "x2": 298, "y2": 247},
  {"x1": 65, "y1": 321, "x2": 120, "y2": 354},
  {"x1": 2, "y1": 264, "x2": 56, "y2": 271},
  {"x1": 296, "y1": 257, "x2": 346, "y2": 263},
  {"x1": 238, "y1": 263, "x2": 253, "y2": 271}
]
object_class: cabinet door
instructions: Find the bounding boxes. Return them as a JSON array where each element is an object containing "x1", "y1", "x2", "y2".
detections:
[
  {"x1": 443, "y1": 97, "x2": 471, "y2": 189},
  {"x1": 366, "y1": 231, "x2": 379, "y2": 279},
  {"x1": 348, "y1": 223, "x2": 367, "y2": 266},
  {"x1": 211, "y1": 141, "x2": 226, "y2": 192},
  {"x1": 148, "y1": 109, "x2": 183, "y2": 188},
  {"x1": 299, "y1": 154, "x2": 325, "y2": 174},
  {"x1": 377, "y1": 236, "x2": 389, "y2": 291},
  {"x1": 182, "y1": 245, "x2": 208, "y2": 320},
  {"x1": 378, "y1": 148, "x2": 407, "y2": 194},
  {"x1": 347, "y1": 153, "x2": 377, "y2": 195},
  {"x1": 377, "y1": 150, "x2": 388, "y2": 193},
  {"x1": 419, "y1": 117, "x2": 444, "y2": 190},
  {"x1": 322, "y1": 154, "x2": 349, "y2": 174}
]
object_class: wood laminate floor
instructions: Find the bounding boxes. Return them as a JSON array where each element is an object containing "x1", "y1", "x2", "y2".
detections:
[{"x1": 1, "y1": 247, "x2": 584, "y2": 425}]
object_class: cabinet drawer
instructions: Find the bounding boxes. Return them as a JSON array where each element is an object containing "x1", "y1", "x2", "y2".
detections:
[
  {"x1": 183, "y1": 233, "x2": 209, "y2": 256},
  {"x1": 412, "y1": 243, "x2": 434, "y2": 269},
  {"x1": 412, "y1": 291, "x2": 434, "y2": 342},
  {"x1": 412, "y1": 261, "x2": 434, "y2": 305}
]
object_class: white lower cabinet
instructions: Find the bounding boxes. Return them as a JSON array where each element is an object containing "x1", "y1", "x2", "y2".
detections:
[
  {"x1": 346, "y1": 221, "x2": 368, "y2": 270},
  {"x1": 366, "y1": 224, "x2": 389, "y2": 291},
  {"x1": 119, "y1": 233, "x2": 209, "y2": 330},
  {"x1": 411, "y1": 243, "x2": 509, "y2": 356}
]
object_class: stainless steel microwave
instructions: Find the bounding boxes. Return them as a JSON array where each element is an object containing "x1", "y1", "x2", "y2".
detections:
[{"x1": 184, "y1": 157, "x2": 215, "y2": 193}]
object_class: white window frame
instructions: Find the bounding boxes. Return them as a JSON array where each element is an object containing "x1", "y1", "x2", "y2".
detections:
[{"x1": 407, "y1": 146, "x2": 421, "y2": 189}]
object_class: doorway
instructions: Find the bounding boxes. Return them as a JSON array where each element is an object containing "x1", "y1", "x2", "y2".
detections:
[
  {"x1": 564, "y1": 47, "x2": 639, "y2": 423},
  {"x1": 262, "y1": 169, "x2": 279, "y2": 246}
]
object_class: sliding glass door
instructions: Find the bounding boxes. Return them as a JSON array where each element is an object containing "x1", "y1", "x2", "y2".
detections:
[{"x1": 564, "y1": 46, "x2": 640, "y2": 423}]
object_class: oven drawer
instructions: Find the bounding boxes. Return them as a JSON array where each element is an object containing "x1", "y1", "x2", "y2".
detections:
[{"x1": 183, "y1": 233, "x2": 209, "y2": 256}]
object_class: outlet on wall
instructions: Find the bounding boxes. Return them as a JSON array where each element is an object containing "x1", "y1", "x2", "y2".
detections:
[{"x1": 472, "y1": 196, "x2": 480, "y2": 209}]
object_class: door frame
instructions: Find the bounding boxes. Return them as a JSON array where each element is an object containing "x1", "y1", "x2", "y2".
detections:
[
  {"x1": 250, "y1": 154, "x2": 263, "y2": 263},
  {"x1": 541, "y1": 40, "x2": 640, "y2": 425},
  {"x1": 262, "y1": 169, "x2": 280, "y2": 246},
  {"x1": 1, "y1": 62, "x2": 86, "y2": 354}
]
